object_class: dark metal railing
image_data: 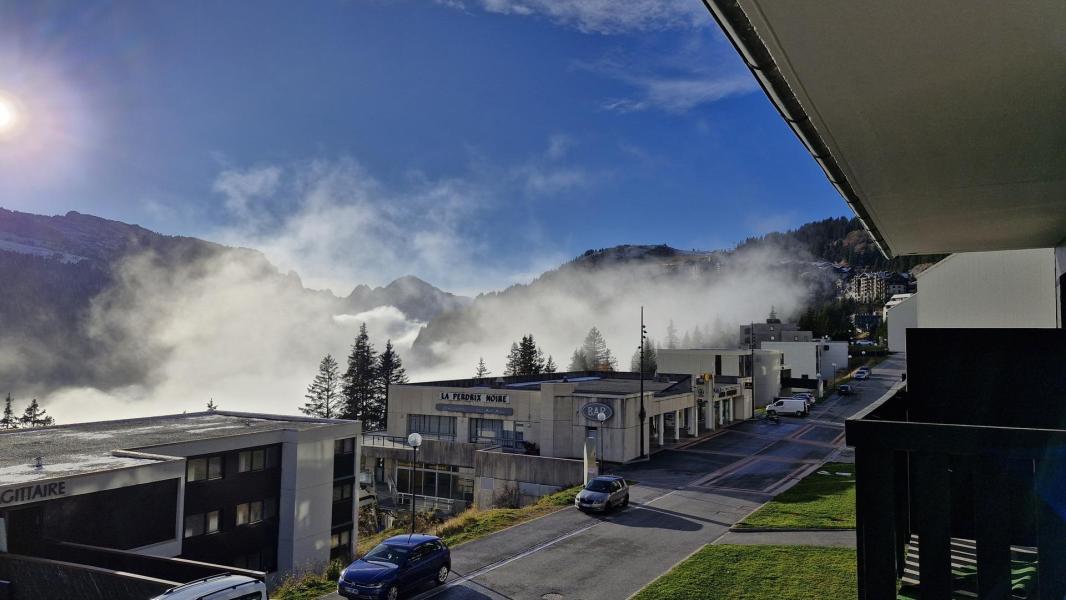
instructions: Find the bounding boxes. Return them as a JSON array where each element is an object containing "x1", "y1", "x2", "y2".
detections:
[
  {"x1": 846, "y1": 384, "x2": 1066, "y2": 600},
  {"x1": 361, "y1": 431, "x2": 457, "y2": 448}
]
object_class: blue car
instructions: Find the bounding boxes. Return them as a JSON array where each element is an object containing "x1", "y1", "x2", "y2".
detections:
[{"x1": 338, "y1": 534, "x2": 451, "y2": 600}]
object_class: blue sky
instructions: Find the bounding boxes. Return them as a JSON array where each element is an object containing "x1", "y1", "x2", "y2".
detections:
[{"x1": 0, "y1": 0, "x2": 847, "y2": 294}]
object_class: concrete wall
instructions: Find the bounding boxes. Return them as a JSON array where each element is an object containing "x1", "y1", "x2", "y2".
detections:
[
  {"x1": 472, "y1": 450, "x2": 583, "y2": 509},
  {"x1": 887, "y1": 294, "x2": 918, "y2": 353},
  {"x1": 278, "y1": 422, "x2": 361, "y2": 575},
  {"x1": 916, "y1": 249, "x2": 1058, "y2": 328},
  {"x1": 0, "y1": 553, "x2": 174, "y2": 600},
  {"x1": 761, "y1": 342, "x2": 819, "y2": 381}
]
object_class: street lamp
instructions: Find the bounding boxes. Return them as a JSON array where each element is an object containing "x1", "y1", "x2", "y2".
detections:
[
  {"x1": 638, "y1": 306, "x2": 648, "y2": 459},
  {"x1": 596, "y1": 411, "x2": 607, "y2": 473},
  {"x1": 407, "y1": 432, "x2": 422, "y2": 536}
]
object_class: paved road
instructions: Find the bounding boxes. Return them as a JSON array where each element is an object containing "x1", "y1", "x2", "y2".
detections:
[{"x1": 324, "y1": 355, "x2": 906, "y2": 600}]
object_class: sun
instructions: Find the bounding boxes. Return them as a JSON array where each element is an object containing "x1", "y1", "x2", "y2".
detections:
[{"x1": 0, "y1": 97, "x2": 17, "y2": 131}]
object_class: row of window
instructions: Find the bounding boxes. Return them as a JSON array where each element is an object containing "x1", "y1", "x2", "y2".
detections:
[
  {"x1": 407, "y1": 414, "x2": 518, "y2": 444},
  {"x1": 396, "y1": 463, "x2": 474, "y2": 503},
  {"x1": 184, "y1": 498, "x2": 278, "y2": 538},
  {"x1": 330, "y1": 528, "x2": 351, "y2": 550},
  {"x1": 186, "y1": 447, "x2": 279, "y2": 483},
  {"x1": 333, "y1": 482, "x2": 353, "y2": 502}
]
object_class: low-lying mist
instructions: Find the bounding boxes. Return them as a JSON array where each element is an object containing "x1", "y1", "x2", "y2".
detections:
[{"x1": 36, "y1": 242, "x2": 828, "y2": 424}]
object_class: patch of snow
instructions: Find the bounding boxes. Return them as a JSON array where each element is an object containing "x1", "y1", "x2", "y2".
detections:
[
  {"x1": 185, "y1": 424, "x2": 247, "y2": 434},
  {"x1": 0, "y1": 454, "x2": 154, "y2": 484},
  {"x1": 0, "y1": 238, "x2": 86, "y2": 263}
]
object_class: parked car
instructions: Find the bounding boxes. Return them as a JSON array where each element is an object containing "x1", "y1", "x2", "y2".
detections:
[
  {"x1": 338, "y1": 534, "x2": 451, "y2": 600},
  {"x1": 838, "y1": 384, "x2": 854, "y2": 396},
  {"x1": 152, "y1": 574, "x2": 267, "y2": 600},
  {"x1": 792, "y1": 392, "x2": 815, "y2": 406},
  {"x1": 767, "y1": 398, "x2": 808, "y2": 417},
  {"x1": 575, "y1": 475, "x2": 629, "y2": 512}
]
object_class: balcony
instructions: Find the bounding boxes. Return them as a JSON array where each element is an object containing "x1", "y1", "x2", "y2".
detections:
[{"x1": 846, "y1": 328, "x2": 1066, "y2": 600}]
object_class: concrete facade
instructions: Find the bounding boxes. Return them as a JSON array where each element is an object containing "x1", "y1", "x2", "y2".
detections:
[
  {"x1": 916, "y1": 249, "x2": 1059, "y2": 329},
  {"x1": 657, "y1": 348, "x2": 782, "y2": 410},
  {"x1": 887, "y1": 294, "x2": 918, "y2": 353}
]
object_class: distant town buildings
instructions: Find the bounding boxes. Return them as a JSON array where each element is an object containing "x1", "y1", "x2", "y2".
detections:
[
  {"x1": 843, "y1": 271, "x2": 916, "y2": 303},
  {"x1": 739, "y1": 308, "x2": 813, "y2": 349}
]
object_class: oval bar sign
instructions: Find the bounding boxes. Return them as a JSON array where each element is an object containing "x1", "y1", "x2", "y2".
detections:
[{"x1": 582, "y1": 402, "x2": 614, "y2": 421}]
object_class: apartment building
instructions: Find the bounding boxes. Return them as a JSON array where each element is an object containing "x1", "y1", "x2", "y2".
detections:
[{"x1": 0, "y1": 411, "x2": 361, "y2": 579}]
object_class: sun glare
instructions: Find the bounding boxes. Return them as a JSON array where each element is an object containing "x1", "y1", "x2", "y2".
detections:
[{"x1": 0, "y1": 97, "x2": 17, "y2": 131}]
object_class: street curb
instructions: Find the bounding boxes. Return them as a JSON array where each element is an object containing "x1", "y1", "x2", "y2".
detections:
[{"x1": 727, "y1": 526, "x2": 856, "y2": 533}]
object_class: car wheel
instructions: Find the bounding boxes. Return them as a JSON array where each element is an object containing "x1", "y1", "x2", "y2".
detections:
[
  {"x1": 385, "y1": 585, "x2": 399, "y2": 600},
  {"x1": 436, "y1": 564, "x2": 450, "y2": 585}
]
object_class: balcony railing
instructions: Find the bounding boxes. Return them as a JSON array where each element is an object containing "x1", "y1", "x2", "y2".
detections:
[
  {"x1": 846, "y1": 383, "x2": 1066, "y2": 600},
  {"x1": 361, "y1": 431, "x2": 456, "y2": 448}
]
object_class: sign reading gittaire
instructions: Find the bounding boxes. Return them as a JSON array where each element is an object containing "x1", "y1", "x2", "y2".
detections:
[
  {"x1": 0, "y1": 481, "x2": 67, "y2": 506},
  {"x1": 582, "y1": 402, "x2": 614, "y2": 421}
]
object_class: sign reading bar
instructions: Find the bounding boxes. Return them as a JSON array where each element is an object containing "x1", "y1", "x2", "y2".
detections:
[
  {"x1": 439, "y1": 392, "x2": 510, "y2": 404},
  {"x1": 581, "y1": 402, "x2": 614, "y2": 422},
  {"x1": 0, "y1": 481, "x2": 67, "y2": 506},
  {"x1": 436, "y1": 403, "x2": 514, "y2": 416}
]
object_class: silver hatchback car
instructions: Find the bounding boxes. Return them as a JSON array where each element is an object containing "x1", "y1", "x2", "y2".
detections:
[{"x1": 575, "y1": 475, "x2": 629, "y2": 512}]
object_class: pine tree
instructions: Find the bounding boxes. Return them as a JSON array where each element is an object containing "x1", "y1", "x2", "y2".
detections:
[
  {"x1": 631, "y1": 338, "x2": 659, "y2": 375},
  {"x1": 19, "y1": 398, "x2": 54, "y2": 428},
  {"x1": 342, "y1": 323, "x2": 381, "y2": 429},
  {"x1": 544, "y1": 355, "x2": 557, "y2": 374},
  {"x1": 206, "y1": 399, "x2": 218, "y2": 412},
  {"x1": 665, "y1": 320, "x2": 679, "y2": 349},
  {"x1": 568, "y1": 348, "x2": 589, "y2": 371},
  {"x1": 301, "y1": 354, "x2": 341, "y2": 419},
  {"x1": 474, "y1": 357, "x2": 490, "y2": 378},
  {"x1": 518, "y1": 335, "x2": 545, "y2": 375},
  {"x1": 580, "y1": 326, "x2": 616, "y2": 371},
  {"x1": 376, "y1": 340, "x2": 408, "y2": 430},
  {"x1": 1, "y1": 393, "x2": 17, "y2": 429},
  {"x1": 504, "y1": 342, "x2": 522, "y2": 376}
]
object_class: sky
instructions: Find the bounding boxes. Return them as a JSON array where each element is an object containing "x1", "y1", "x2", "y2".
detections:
[{"x1": 0, "y1": 0, "x2": 848, "y2": 296}]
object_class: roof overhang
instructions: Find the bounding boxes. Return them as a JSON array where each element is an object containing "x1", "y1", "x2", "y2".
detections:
[{"x1": 704, "y1": 0, "x2": 1066, "y2": 256}]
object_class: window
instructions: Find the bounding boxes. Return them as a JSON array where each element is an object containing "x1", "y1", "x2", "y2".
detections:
[
  {"x1": 334, "y1": 438, "x2": 355, "y2": 455},
  {"x1": 186, "y1": 456, "x2": 223, "y2": 482},
  {"x1": 333, "y1": 482, "x2": 353, "y2": 502},
  {"x1": 407, "y1": 414, "x2": 456, "y2": 437},
  {"x1": 205, "y1": 510, "x2": 220, "y2": 534},
  {"x1": 184, "y1": 513, "x2": 204, "y2": 538},
  {"x1": 236, "y1": 499, "x2": 274, "y2": 526},
  {"x1": 469, "y1": 418, "x2": 503, "y2": 442},
  {"x1": 239, "y1": 449, "x2": 266, "y2": 473},
  {"x1": 331, "y1": 529, "x2": 351, "y2": 549},
  {"x1": 233, "y1": 545, "x2": 274, "y2": 572}
]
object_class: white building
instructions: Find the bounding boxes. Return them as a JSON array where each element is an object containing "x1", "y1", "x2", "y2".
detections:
[
  {"x1": 0, "y1": 411, "x2": 361, "y2": 582},
  {"x1": 761, "y1": 340, "x2": 849, "y2": 392},
  {"x1": 882, "y1": 293, "x2": 914, "y2": 321},
  {"x1": 657, "y1": 348, "x2": 783, "y2": 409}
]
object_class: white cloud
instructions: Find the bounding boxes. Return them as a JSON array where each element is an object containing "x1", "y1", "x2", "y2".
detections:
[
  {"x1": 603, "y1": 73, "x2": 757, "y2": 113},
  {"x1": 445, "y1": 0, "x2": 709, "y2": 34}
]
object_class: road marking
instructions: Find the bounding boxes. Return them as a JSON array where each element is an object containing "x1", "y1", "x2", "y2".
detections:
[{"x1": 416, "y1": 487, "x2": 685, "y2": 598}]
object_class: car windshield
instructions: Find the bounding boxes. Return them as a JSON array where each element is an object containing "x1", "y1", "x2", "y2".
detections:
[
  {"x1": 585, "y1": 480, "x2": 613, "y2": 493},
  {"x1": 364, "y1": 544, "x2": 410, "y2": 565}
]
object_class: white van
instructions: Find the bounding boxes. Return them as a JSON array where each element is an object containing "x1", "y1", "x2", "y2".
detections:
[
  {"x1": 151, "y1": 574, "x2": 267, "y2": 600},
  {"x1": 767, "y1": 398, "x2": 808, "y2": 417}
]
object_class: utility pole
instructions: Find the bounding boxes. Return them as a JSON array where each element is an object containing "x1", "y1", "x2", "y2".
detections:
[
  {"x1": 638, "y1": 306, "x2": 647, "y2": 459},
  {"x1": 750, "y1": 321, "x2": 756, "y2": 417}
]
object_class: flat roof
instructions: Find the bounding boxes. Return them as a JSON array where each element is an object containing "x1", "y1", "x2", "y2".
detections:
[
  {"x1": 0, "y1": 411, "x2": 354, "y2": 484},
  {"x1": 404, "y1": 371, "x2": 691, "y2": 397}
]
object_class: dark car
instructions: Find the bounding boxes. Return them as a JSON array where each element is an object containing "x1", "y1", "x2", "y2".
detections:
[
  {"x1": 575, "y1": 475, "x2": 629, "y2": 512},
  {"x1": 338, "y1": 534, "x2": 451, "y2": 600},
  {"x1": 838, "y1": 384, "x2": 854, "y2": 396}
]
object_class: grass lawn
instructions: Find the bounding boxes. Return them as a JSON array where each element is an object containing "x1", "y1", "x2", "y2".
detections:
[
  {"x1": 274, "y1": 485, "x2": 582, "y2": 599},
  {"x1": 737, "y1": 463, "x2": 855, "y2": 529},
  {"x1": 634, "y1": 545, "x2": 857, "y2": 600}
]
